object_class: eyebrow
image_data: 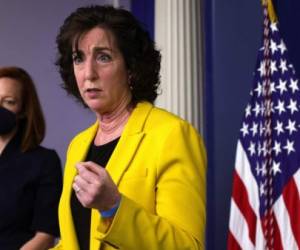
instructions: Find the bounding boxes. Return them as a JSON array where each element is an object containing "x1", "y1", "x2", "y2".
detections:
[
  {"x1": 93, "y1": 47, "x2": 112, "y2": 52},
  {"x1": 1, "y1": 96, "x2": 18, "y2": 100},
  {"x1": 72, "y1": 46, "x2": 113, "y2": 54}
]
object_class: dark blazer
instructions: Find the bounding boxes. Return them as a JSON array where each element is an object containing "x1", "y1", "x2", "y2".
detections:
[{"x1": 0, "y1": 132, "x2": 63, "y2": 249}]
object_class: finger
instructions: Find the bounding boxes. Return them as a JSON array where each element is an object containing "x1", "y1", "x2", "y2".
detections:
[
  {"x1": 76, "y1": 163, "x2": 101, "y2": 184},
  {"x1": 72, "y1": 182, "x2": 86, "y2": 205},
  {"x1": 74, "y1": 175, "x2": 90, "y2": 191},
  {"x1": 77, "y1": 161, "x2": 105, "y2": 175},
  {"x1": 73, "y1": 175, "x2": 99, "y2": 208},
  {"x1": 73, "y1": 182, "x2": 82, "y2": 194}
]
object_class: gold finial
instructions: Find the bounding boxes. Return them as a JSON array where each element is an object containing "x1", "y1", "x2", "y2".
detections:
[{"x1": 262, "y1": 0, "x2": 278, "y2": 23}]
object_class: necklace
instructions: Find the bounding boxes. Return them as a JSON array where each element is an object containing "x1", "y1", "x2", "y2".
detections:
[{"x1": 100, "y1": 109, "x2": 131, "y2": 134}]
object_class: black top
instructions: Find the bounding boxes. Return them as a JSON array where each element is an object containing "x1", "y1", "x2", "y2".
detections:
[
  {"x1": 71, "y1": 137, "x2": 119, "y2": 250},
  {"x1": 0, "y1": 132, "x2": 63, "y2": 250}
]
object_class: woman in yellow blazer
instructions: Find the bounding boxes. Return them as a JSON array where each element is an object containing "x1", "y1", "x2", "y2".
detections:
[{"x1": 52, "y1": 5, "x2": 206, "y2": 250}]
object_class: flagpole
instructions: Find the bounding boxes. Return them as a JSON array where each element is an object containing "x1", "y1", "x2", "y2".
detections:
[{"x1": 261, "y1": 3, "x2": 273, "y2": 249}]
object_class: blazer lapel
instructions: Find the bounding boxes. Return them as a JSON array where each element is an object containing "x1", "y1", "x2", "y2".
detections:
[
  {"x1": 64, "y1": 122, "x2": 99, "y2": 195},
  {"x1": 106, "y1": 102, "x2": 153, "y2": 185},
  {"x1": 59, "y1": 122, "x2": 98, "y2": 250}
]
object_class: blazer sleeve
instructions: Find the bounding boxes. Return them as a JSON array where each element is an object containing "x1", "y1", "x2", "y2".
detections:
[
  {"x1": 96, "y1": 120, "x2": 207, "y2": 250},
  {"x1": 31, "y1": 149, "x2": 63, "y2": 236}
]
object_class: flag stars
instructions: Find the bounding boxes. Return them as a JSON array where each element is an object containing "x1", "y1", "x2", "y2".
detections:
[
  {"x1": 248, "y1": 141, "x2": 256, "y2": 156},
  {"x1": 255, "y1": 162, "x2": 263, "y2": 177},
  {"x1": 270, "y1": 39, "x2": 278, "y2": 54},
  {"x1": 274, "y1": 120, "x2": 284, "y2": 135},
  {"x1": 283, "y1": 139, "x2": 295, "y2": 154},
  {"x1": 255, "y1": 162, "x2": 267, "y2": 177},
  {"x1": 270, "y1": 60, "x2": 278, "y2": 75},
  {"x1": 261, "y1": 141, "x2": 268, "y2": 157},
  {"x1": 279, "y1": 59, "x2": 288, "y2": 74},
  {"x1": 245, "y1": 104, "x2": 251, "y2": 117},
  {"x1": 260, "y1": 102, "x2": 266, "y2": 116},
  {"x1": 277, "y1": 39, "x2": 287, "y2": 54},
  {"x1": 276, "y1": 79, "x2": 287, "y2": 94},
  {"x1": 250, "y1": 122, "x2": 258, "y2": 137},
  {"x1": 257, "y1": 142, "x2": 262, "y2": 156},
  {"x1": 254, "y1": 82, "x2": 263, "y2": 97},
  {"x1": 261, "y1": 162, "x2": 267, "y2": 176},
  {"x1": 258, "y1": 60, "x2": 266, "y2": 77},
  {"x1": 272, "y1": 161, "x2": 281, "y2": 175},
  {"x1": 240, "y1": 123, "x2": 249, "y2": 137},
  {"x1": 270, "y1": 82, "x2": 276, "y2": 93},
  {"x1": 286, "y1": 99, "x2": 298, "y2": 114},
  {"x1": 260, "y1": 181, "x2": 267, "y2": 196},
  {"x1": 259, "y1": 122, "x2": 265, "y2": 136},
  {"x1": 285, "y1": 119, "x2": 297, "y2": 135},
  {"x1": 274, "y1": 100, "x2": 286, "y2": 115},
  {"x1": 272, "y1": 141, "x2": 281, "y2": 156},
  {"x1": 255, "y1": 162, "x2": 260, "y2": 176},
  {"x1": 270, "y1": 22, "x2": 278, "y2": 33},
  {"x1": 289, "y1": 78, "x2": 299, "y2": 93},
  {"x1": 253, "y1": 102, "x2": 261, "y2": 117}
]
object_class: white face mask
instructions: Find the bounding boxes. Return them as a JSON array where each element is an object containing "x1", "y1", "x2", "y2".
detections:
[{"x1": 0, "y1": 107, "x2": 16, "y2": 135}]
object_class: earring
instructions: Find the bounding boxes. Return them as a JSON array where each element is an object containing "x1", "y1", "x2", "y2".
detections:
[{"x1": 128, "y1": 74, "x2": 133, "y2": 90}]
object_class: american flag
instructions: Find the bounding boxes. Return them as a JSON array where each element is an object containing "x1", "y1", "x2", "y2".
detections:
[{"x1": 227, "y1": 6, "x2": 300, "y2": 250}]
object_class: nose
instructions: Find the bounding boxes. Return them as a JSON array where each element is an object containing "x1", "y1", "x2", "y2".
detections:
[{"x1": 84, "y1": 59, "x2": 98, "y2": 82}]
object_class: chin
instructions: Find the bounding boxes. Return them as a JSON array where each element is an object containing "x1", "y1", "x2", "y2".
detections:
[
  {"x1": 88, "y1": 104, "x2": 106, "y2": 115},
  {"x1": 85, "y1": 100, "x2": 102, "y2": 110}
]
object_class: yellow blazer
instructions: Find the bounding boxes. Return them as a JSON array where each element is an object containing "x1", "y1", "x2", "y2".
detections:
[{"x1": 52, "y1": 102, "x2": 206, "y2": 250}]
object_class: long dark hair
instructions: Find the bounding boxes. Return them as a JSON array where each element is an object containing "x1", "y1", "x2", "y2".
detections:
[{"x1": 0, "y1": 66, "x2": 45, "y2": 152}]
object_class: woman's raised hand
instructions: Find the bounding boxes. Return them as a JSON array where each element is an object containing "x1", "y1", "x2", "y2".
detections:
[{"x1": 73, "y1": 161, "x2": 121, "y2": 211}]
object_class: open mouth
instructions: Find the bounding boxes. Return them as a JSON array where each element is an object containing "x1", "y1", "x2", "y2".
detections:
[
  {"x1": 84, "y1": 88, "x2": 102, "y2": 98},
  {"x1": 85, "y1": 88, "x2": 101, "y2": 93}
]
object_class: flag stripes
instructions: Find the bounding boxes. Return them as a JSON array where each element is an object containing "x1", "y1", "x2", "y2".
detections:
[
  {"x1": 281, "y1": 176, "x2": 300, "y2": 248},
  {"x1": 228, "y1": 142, "x2": 300, "y2": 249},
  {"x1": 232, "y1": 170, "x2": 257, "y2": 244}
]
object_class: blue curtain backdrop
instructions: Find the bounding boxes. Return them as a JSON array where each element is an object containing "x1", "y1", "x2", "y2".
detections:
[
  {"x1": 203, "y1": 0, "x2": 262, "y2": 249},
  {"x1": 273, "y1": 0, "x2": 300, "y2": 79},
  {"x1": 130, "y1": 0, "x2": 154, "y2": 40}
]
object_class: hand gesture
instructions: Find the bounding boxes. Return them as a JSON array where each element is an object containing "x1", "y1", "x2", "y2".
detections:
[{"x1": 73, "y1": 161, "x2": 121, "y2": 211}]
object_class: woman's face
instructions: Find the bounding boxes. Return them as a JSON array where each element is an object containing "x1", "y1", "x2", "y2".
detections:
[
  {"x1": 0, "y1": 77, "x2": 22, "y2": 114},
  {"x1": 72, "y1": 27, "x2": 131, "y2": 115}
]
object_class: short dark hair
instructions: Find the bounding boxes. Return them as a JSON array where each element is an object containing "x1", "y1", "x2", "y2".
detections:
[
  {"x1": 55, "y1": 5, "x2": 161, "y2": 105},
  {"x1": 0, "y1": 66, "x2": 45, "y2": 152}
]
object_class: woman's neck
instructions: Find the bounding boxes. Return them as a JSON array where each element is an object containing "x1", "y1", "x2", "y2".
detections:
[{"x1": 95, "y1": 96, "x2": 133, "y2": 145}]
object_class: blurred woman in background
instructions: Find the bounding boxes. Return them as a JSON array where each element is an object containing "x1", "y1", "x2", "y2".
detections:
[{"x1": 0, "y1": 66, "x2": 62, "y2": 250}]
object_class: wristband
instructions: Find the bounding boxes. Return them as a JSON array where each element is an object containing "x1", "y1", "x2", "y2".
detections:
[{"x1": 100, "y1": 199, "x2": 121, "y2": 218}]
